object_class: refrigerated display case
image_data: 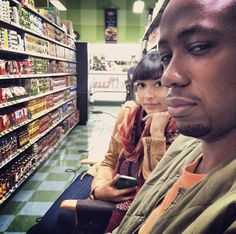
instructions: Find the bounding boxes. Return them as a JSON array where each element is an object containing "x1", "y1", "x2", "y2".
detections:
[
  {"x1": 89, "y1": 71, "x2": 126, "y2": 103},
  {"x1": 88, "y1": 43, "x2": 141, "y2": 103}
]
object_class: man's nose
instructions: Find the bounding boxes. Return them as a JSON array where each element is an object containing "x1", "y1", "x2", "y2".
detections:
[{"x1": 161, "y1": 56, "x2": 188, "y2": 88}]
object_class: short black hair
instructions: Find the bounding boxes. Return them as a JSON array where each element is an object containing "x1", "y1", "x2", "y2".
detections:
[{"x1": 220, "y1": 1, "x2": 236, "y2": 43}]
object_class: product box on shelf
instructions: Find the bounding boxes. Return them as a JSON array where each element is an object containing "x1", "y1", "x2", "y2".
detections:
[
  {"x1": 38, "y1": 114, "x2": 51, "y2": 134},
  {"x1": 0, "y1": 27, "x2": 25, "y2": 51},
  {"x1": 24, "y1": 79, "x2": 38, "y2": 96},
  {"x1": 0, "y1": 60, "x2": 5, "y2": 75},
  {"x1": 5, "y1": 60, "x2": 20, "y2": 75},
  {"x1": 11, "y1": 6, "x2": 20, "y2": 25},
  {"x1": 17, "y1": 125, "x2": 29, "y2": 148},
  {"x1": 52, "y1": 91, "x2": 65, "y2": 105},
  {"x1": 0, "y1": 86, "x2": 28, "y2": 103},
  {"x1": 0, "y1": 131, "x2": 18, "y2": 165},
  {"x1": 0, "y1": 114, "x2": 11, "y2": 132},
  {"x1": 25, "y1": 78, "x2": 51, "y2": 96},
  {"x1": 67, "y1": 76, "x2": 76, "y2": 86},
  {"x1": 61, "y1": 20, "x2": 74, "y2": 36},
  {"x1": 13, "y1": 107, "x2": 28, "y2": 125},
  {"x1": 31, "y1": 140, "x2": 41, "y2": 162},
  {"x1": 28, "y1": 119, "x2": 39, "y2": 142},
  {"x1": 45, "y1": 94, "x2": 54, "y2": 109},
  {"x1": 0, "y1": 0, "x2": 10, "y2": 22},
  {"x1": 53, "y1": 77, "x2": 67, "y2": 90},
  {"x1": 27, "y1": 97, "x2": 46, "y2": 118},
  {"x1": 24, "y1": 34, "x2": 49, "y2": 54},
  {"x1": 48, "y1": 60, "x2": 57, "y2": 73},
  {"x1": 56, "y1": 106, "x2": 63, "y2": 119},
  {"x1": 1, "y1": 28, "x2": 9, "y2": 49},
  {"x1": 0, "y1": 107, "x2": 28, "y2": 132},
  {"x1": 0, "y1": 150, "x2": 36, "y2": 199},
  {"x1": 32, "y1": 57, "x2": 48, "y2": 74},
  {"x1": 6, "y1": 59, "x2": 30, "y2": 75},
  {"x1": 50, "y1": 109, "x2": 60, "y2": 123}
]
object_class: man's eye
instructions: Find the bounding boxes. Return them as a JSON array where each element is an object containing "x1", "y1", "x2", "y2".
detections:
[
  {"x1": 155, "y1": 81, "x2": 162, "y2": 87},
  {"x1": 160, "y1": 53, "x2": 172, "y2": 66},
  {"x1": 188, "y1": 43, "x2": 212, "y2": 54}
]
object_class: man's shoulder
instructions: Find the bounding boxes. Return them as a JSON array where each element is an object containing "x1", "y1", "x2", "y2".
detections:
[
  {"x1": 165, "y1": 135, "x2": 201, "y2": 158},
  {"x1": 146, "y1": 135, "x2": 202, "y2": 184}
]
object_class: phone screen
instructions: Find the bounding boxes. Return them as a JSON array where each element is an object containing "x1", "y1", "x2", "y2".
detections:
[{"x1": 116, "y1": 175, "x2": 138, "y2": 189}]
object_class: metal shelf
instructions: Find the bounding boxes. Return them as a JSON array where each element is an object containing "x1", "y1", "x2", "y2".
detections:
[
  {"x1": 0, "y1": 19, "x2": 76, "y2": 52},
  {"x1": 142, "y1": 0, "x2": 170, "y2": 41},
  {"x1": 0, "y1": 96, "x2": 76, "y2": 138},
  {"x1": 0, "y1": 48, "x2": 76, "y2": 63},
  {"x1": 0, "y1": 85, "x2": 76, "y2": 109},
  {"x1": 0, "y1": 73, "x2": 77, "y2": 80}
]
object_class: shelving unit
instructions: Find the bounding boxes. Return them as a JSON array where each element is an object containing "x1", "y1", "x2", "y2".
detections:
[
  {"x1": 142, "y1": 0, "x2": 170, "y2": 55},
  {"x1": 0, "y1": 0, "x2": 80, "y2": 206}
]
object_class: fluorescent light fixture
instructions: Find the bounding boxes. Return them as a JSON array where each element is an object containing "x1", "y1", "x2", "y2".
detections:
[
  {"x1": 133, "y1": 0, "x2": 145, "y2": 13},
  {"x1": 50, "y1": 0, "x2": 67, "y2": 11}
]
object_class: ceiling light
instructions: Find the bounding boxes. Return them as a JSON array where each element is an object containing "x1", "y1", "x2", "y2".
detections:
[
  {"x1": 50, "y1": 0, "x2": 67, "y2": 11},
  {"x1": 133, "y1": 0, "x2": 145, "y2": 13}
]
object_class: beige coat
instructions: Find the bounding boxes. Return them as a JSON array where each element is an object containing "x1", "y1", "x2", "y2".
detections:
[{"x1": 87, "y1": 101, "x2": 168, "y2": 196}]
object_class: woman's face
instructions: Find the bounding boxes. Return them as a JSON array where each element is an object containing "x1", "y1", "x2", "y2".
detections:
[{"x1": 134, "y1": 79, "x2": 168, "y2": 114}]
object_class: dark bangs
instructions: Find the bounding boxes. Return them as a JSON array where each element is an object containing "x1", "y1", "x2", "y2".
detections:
[{"x1": 131, "y1": 51, "x2": 163, "y2": 87}]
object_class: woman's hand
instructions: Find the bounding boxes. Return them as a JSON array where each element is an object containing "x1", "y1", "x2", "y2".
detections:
[
  {"x1": 143, "y1": 111, "x2": 171, "y2": 138},
  {"x1": 93, "y1": 174, "x2": 137, "y2": 202}
]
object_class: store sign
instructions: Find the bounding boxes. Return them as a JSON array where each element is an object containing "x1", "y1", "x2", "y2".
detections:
[{"x1": 104, "y1": 8, "x2": 117, "y2": 43}]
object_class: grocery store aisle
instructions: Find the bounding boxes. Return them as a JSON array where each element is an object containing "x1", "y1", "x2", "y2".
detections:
[{"x1": 0, "y1": 104, "x2": 121, "y2": 234}]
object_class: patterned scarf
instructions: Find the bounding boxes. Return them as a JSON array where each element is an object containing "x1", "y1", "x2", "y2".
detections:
[
  {"x1": 117, "y1": 105, "x2": 149, "y2": 161},
  {"x1": 105, "y1": 105, "x2": 178, "y2": 233}
]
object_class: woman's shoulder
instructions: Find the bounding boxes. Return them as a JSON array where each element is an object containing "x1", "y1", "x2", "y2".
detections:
[
  {"x1": 122, "y1": 100, "x2": 137, "y2": 109},
  {"x1": 115, "y1": 101, "x2": 138, "y2": 140},
  {"x1": 117, "y1": 101, "x2": 137, "y2": 121}
]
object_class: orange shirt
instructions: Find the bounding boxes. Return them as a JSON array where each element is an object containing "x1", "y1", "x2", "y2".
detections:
[{"x1": 139, "y1": 156, "x2": 205, "y2": 234}]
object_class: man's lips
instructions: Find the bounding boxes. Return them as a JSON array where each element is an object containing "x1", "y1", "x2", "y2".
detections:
[{"x1": 167, "y1": 98, "x2": 197, "y2": 116}]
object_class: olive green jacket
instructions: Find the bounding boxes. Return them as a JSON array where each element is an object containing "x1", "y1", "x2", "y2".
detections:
[{"x1": 112, "y1": 135, "x2": 236, "y2": 234}]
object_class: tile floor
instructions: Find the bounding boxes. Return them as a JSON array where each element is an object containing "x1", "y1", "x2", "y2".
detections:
[{"x1": 0, "y1": 104, "x2": 121, "y2": 234}]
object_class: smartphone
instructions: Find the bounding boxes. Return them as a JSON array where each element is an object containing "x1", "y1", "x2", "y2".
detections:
[{"x1": 116, "y1": 175, "x2": 138, "y2": 189}]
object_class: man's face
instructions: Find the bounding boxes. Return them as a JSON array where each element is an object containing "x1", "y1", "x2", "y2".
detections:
[{"x1": 159, "y1": 0, "x2": 236, "y2": 142}]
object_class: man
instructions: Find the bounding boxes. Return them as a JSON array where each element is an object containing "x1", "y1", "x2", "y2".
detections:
[
  {"x1": 113, "y1": 0, "x2": 236, "y2": 233},
  {"x1": 125, "y1": 59, "x2": 138, "y2": 101}
]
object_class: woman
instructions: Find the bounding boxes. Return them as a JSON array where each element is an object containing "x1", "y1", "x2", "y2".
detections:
[
  {"x1": 96, "y1": 51, "x2": 178, "y2": 232},
  {"x1": 27, "y1": 51, "x2": 178, "y2": 234}
]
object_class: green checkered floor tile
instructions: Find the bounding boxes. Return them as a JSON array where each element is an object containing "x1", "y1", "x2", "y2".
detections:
[
  {"x1": 0, "y1": 104, "x2": 121, "y2": 233},
  {"x1": 0, "y1": 201, "x2": 26, "y2": 215},
  {"x1": 30, "y1": 191, "x2": 62, "y2": 202},
  {"x1": 6, "y1": 215, "x2": 39, "y2": 232},
  {"x1": 21, "y1": 181, "x2": 41, "y2": 191}
]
